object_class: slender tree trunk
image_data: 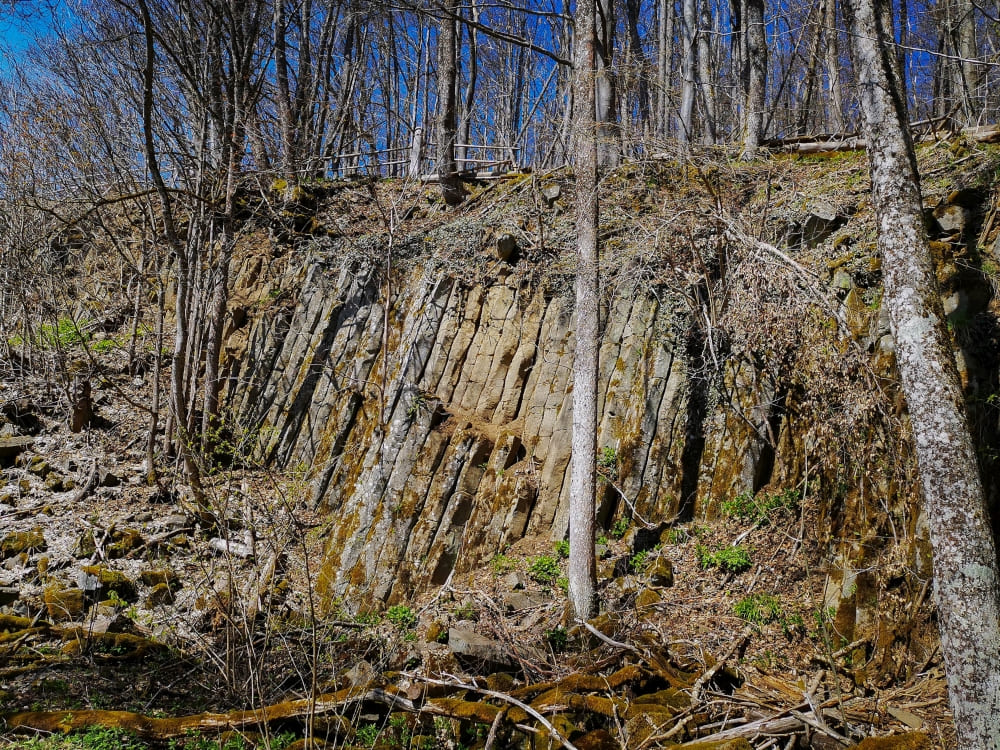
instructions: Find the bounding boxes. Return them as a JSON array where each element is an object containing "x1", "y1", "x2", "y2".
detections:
[
  {"x1": 950, "y1": 0, "x2": 979, "y2": 125},
  {"x1": 678, "y1": 0, "x2": 697, "y2": 144},
  {"x1": 625, "y1": 0, "x2": 650, "y2": 133},
  {"x1": 696, "y1": 0, "x2": 716, "y2": 143},
  {"x1": 594, "y1": 0, "x2": 617, "y2": 167},
  {"x1": 740, "y1": 0, "x2": 766, "y2": 157},
  {"x1": 824, "y1": 0, "x2": 845, "y2": 132},
  {"x1": 147, "y1": 274, "x2": 165, "y2": 485},
  {"x1": 570, "y1": 0, "x2": 599, "y2": 623},
  {"x1": 845, "y1": 0, "x2": 1000, "y2": 746},
  {"x1": 436, "y1": 0, "x2": 464, "y2": 204},
  {"x1": 458, "y1": 1, "x2": 478, "y2": 168},
  {"x1": 797, "y1": 5, "x2": 823, "y2": 136},
  {"x1": 136, "y1": 0, "x2": 201, "y2": 496},
  {"x1": 274, "y1": 0, "x2": 297, "y2": 186},
  {"x1": 656, "y1": 0, "x2": 675, "y2": 137}
]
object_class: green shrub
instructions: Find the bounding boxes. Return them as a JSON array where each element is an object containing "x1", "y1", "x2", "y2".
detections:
[
  {"x1": 490, "y1": 552, "x2": 516, "y2": 574},
  {"x1": 734, "y1": 593, "x2": 783, "y2": 625},
  {"x1": 356, "y1": 724, "x2": 380, "y2": 747},
  {"x1": 629, "y1": 549, "x2": 650, "y2": 573},
  {"x1": 610, "y1": 518, "x2": 629, "y2": 539},
  {"x1": 721, "y1": 488, "x2": 800, "y2": 525},
  {"x1": 386, "y1": 604, "x2": 416, "y2": 629},
  {"x1": 698, "y1": 544, "x2": 752, "y2": 573},
  {"x1": 528, "y1": 555, "x2": 560, "y2": 585},
  {"x1": 545, "y1": 626, "x2": 568, "y2": 652},
  {"x1": 554, "y1": 539, "x2": 569, "y2": 558}
]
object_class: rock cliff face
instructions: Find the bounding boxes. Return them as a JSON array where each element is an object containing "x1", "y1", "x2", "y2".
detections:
[
  {"x1": 222, "y1": 156, "x2": 999, "y2": 658},
  {"x1": 228, "y1": 250, "x2": 768, "y2": 606}
]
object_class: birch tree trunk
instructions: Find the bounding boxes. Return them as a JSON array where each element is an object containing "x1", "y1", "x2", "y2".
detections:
[
  {"x1": 845, "y1": 0, "x2": 1000, "y2": 745},
  {"x1": 569, "y1": 0, "x2": 599, "y2": 623}
]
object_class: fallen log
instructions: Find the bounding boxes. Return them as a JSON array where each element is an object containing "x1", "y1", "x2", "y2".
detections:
[
  {"x1": 1, "y1": 687, "x2": 407, "y2": 740},
  {"x1": 1, "y1": 682, "x2": 574, "y2": 743}
]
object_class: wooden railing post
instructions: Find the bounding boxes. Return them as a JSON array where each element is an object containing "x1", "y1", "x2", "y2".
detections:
[{"x1": 408, "y1": 127, "x2": 423, "y2": 179}]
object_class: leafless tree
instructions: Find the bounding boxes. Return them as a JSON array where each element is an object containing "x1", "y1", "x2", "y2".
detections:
[
  {"x1": 569, "y1": 0, "x2": 600, "y2": 622},
  {"x1": 845, "y1": 0, "x2": 1000, "y2": 745}
]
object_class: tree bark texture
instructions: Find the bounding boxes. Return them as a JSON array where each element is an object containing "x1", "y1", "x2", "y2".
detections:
[
  {"x1": 696, "y1": 0, "x2": 716, "y2": 144},
  {"x1": 740, "y1": 0, "x2": 765, "y2": 157},
  {"x1": 823, "y1": 0, "x2": 844, "y2": 133},
  {"x1": 845, "y1": 0, "x2": 1000, "y2": 746},
  {"x1": 436, "y1": 0, "x2": 465, "y2": 205},
  {"x1": 569, "y1": 0, "x2": 600, "y2": 623},
  {"x1": 677, "y1": 0, "x2": 696, "y2": 143},
  {"x1": 595, "y1": 0, "x2": 618, "y2": 168}
]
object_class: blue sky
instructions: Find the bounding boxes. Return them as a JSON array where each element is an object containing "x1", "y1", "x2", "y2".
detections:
[
  {"x1": 0, "y1": 3, "x2": 67, "y2": 75},
  {"x1": 1, "y1": 12, "x2": 35, "y2": 74}
]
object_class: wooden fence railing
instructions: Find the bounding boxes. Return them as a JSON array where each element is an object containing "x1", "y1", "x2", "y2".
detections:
[{"x1": 327, "y1": 128, "x2": 523, "y2": 180}]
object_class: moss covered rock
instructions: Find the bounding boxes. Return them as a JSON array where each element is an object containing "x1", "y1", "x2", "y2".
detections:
[
  {"x1": 80, "y1": 565, "x2": 137, "y2": 602},
  {"x1": 1, "y1": 528, "x2": 46, "y2": 557},
  {"x1": 44, "y1": 586, "x2": 85, "y2": 621}
]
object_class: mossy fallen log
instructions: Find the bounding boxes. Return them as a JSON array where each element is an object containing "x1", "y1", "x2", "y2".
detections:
[
  {"x1": 1, "y1": 684, "x2": 569, "y2": 743},
  {"x1": 1, "y1": 687, "x2": 382, "y2": 739}
]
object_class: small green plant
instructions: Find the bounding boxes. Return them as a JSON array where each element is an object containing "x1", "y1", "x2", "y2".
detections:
[
  {"x1": 406, "y1": 391, "x2": 426, "y2": 420},
  {"x1": 782, "y1": 612, "x2": 806, "y2": 637},
  {"x1": 597, "y1": 446, "x2": 619, "y2": 480},
  {"x1": 812, "y1": 605, "x2": 838, "y2": 635},
  {"x1": 61, "y1": 726, "x2": 149, "y2": 750},
  {"x1": 698, "y1": 544, "x2": 752, "y2": 573},
  {"x1": 354, "y1": 610, "x2": 381, "y2": 626},
  {"x1": 554, "y1": 539, "x2": 569, "y2": 558},
  {"x1": 41, "y1": 318, "x2": 90, "y2": 348},
  {"x1": 556, "y1": 575, "x2": 569, "y2": 592},
  {"x1": 356, "y1": 724, "x2": 380, "y2": 747},
  {"x1": 713, "y1": 545, "x2": 752, "y2": 573},
  {"x1": 386, "y1": 604, "x2": 417, "y2": 629},
  {"x1": 453, "y1": 601, "x2": 478, "y2": 620},
  {"x1": 596, "y1": 535, "x2": 609, "y2": 546},
  {"x1": 721, "y1": 488, "x2": 800, "y2": 525},
  {"x1": 389, "y1": 714, "x2": 412, "y2": 745},
  {"x1": 720, "y1": 491, "x2": 756, "y2": 520},
  {"x1": 106, "y1": 590, "x2": 127, "y2": 609},
  {"x1": 545, "y1": 626, "x2": 568, "y2": 652},
  {"x1": 610, "y1": 518, "x2": 629, "y2": 539},
  {"x1": 528, "y1": 555, "x2": 560, "y2": 585},
  {"x1": 734, "y1": 593, "x2": 784, "y2": 625},
  {"x1": 665, "y1": 527, "x2": 689, "y2": 544},
  {"x1": 91, "y1": 337, "x2": 119, "y2": 353},
  {"x1": 490, "y1": 552, "x2": 516, "y2": 574},
  {"x1": 629, "y1": 549, "x2": 650, "y2": 573}
]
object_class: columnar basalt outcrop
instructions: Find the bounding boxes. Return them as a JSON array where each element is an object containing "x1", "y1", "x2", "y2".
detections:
[{"x1": 227, "y1": 247, "x2": 832, "y2": 609}]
